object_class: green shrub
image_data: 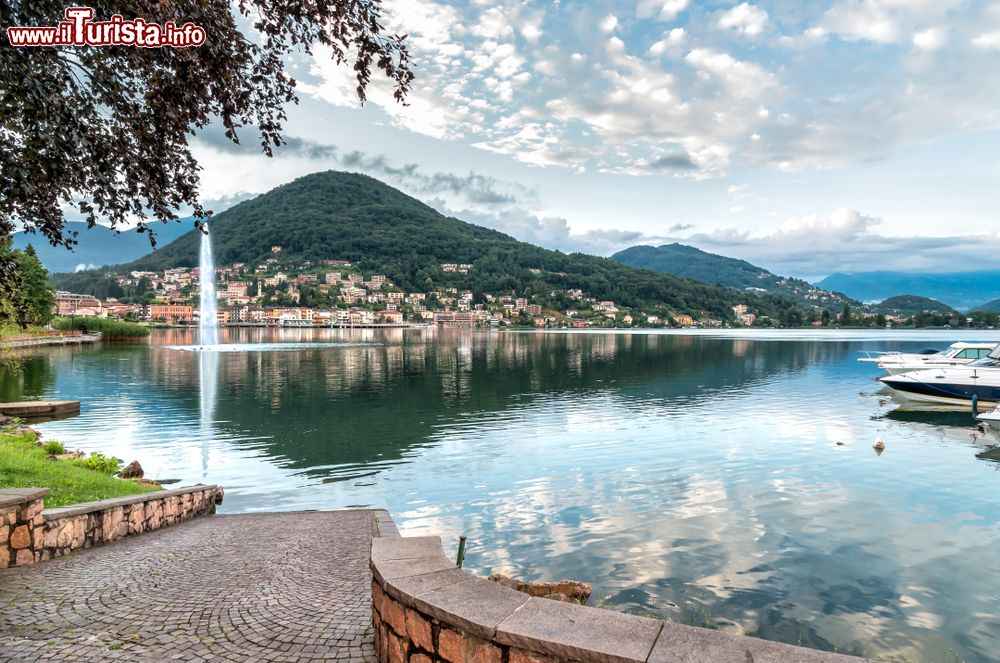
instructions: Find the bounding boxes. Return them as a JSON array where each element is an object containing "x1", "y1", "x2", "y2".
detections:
[
  {"x1": 0, "y1": 417, "x2": 24, "y2": 434},
  {"x1": 52, "y1": 316, "x2": 150, "y2": 338},
  {"x1": 73, "y1": 452, "x2": 122, "y2": 475},
  {"x1": 42, "y1": 440, "x2": 66, "y2": 455}
]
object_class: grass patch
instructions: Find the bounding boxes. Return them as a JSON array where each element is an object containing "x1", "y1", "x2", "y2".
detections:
[
  {"x1": 0, "y1": 429, "x2": 157, "y2": 507},
  {"x1": 41, "y1": 440, "x2": 66, "y2": 455},
  {"x1": 52, "y1": 316, "x2": 150, "y2": 339}
]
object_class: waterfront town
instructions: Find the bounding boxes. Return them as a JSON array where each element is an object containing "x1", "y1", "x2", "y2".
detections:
[{"x1": 53, "y1": 245, "x2": 753, "y2": 329}]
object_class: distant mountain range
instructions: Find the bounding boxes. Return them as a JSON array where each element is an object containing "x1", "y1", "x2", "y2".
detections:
[
  {"x1": 50, "y1": 171, "x2": 750, "y2": 320},
  {"x1": 611, "y1": 243, "x2": 854, "y2": 310},
  {"x1": 13, "y1": 221, "x2": 192, "y2": 274},
  {"x1": 869, "y1": 295, "x2": 958, "y2": 316},
  {"x1": 972, "y1": 298, "x2": 1000, "y2": 313},
  {"x1": 33, "y1": 174, "x2": 996, "y2": 320},
  {"x1": 816, "y1": 271, "x2": 1000, "y2": 311}
]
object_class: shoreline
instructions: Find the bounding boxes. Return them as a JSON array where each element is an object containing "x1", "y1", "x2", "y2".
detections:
[{"x1": 2, "y1": 332, "x2": 101, "y2": 349}]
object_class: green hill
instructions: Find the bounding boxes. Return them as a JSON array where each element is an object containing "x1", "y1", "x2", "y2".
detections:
[
  {"x1": 971, "y1": 298, "x2": 1000, "y2": 313},
  {"x1": 612, "y1": 243, "x2": 853, "y2": 310},
  {"x1": 51, "y1": 171, "x2": 749, "y2": 320},
  {"x1": 871, "y1": 295, "x2": 958, "y2": 316}
]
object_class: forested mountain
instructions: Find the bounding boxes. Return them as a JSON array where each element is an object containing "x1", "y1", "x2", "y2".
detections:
[
  {"x1": 612, "y1": 243, "x2": 854, "y2": 309},
  {"x1": 871, "y1": 295, "x2": 958, "y2": 316},
  {"x1": 817, "y1": 271, "x2": 1000, "y2": 310},
  {"x1": 51, "y1": 171, "x2": 751, "y2": 320}
]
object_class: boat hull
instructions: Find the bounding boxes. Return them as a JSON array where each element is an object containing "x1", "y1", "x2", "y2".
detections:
[
  {"x1": 977, "y1": 411, "x2": 1000, "y2": 444},
  {"x1": 880, "y1": 374, "x2": 1000, "y2": 410},
  {"x1": 978, "y1": 411, "x2": 1000, "y2": 429}
]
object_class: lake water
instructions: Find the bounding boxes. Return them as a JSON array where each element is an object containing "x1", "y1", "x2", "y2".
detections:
[{"x1": 4, "y1": 328, "x2": 1000, "y2": 662}]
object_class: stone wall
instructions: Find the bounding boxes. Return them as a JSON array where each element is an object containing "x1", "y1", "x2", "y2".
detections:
[
  {"x1": 0, "y1": 489, "x2": 49, "y2": 568},
  {"x1": 0, "y1": 484, "x2": 222, "y2": 568},
  {"x1": 370, "y1": 535, "x2": 871, "y2": 663}
]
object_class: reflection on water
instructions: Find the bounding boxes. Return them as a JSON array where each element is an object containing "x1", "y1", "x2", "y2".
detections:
[
  {"x1": 4, "y1": 327, "x2": 1000, "y2": 662},
  {"x1": 169, "y1": 342, "x2": 384, "y2": 353},
  {"x1": 198, "y1": 350, "x2": 218, "y2": 475}
]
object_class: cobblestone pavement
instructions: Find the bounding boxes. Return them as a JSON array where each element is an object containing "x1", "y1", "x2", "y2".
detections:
[{"x1": 0, "y1": 510, "x2": 385, "y2": 662}]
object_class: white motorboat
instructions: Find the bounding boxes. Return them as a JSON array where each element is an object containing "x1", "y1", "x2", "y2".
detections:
[
  {"x1": 977, "y1": 407, "x2": 1000, "y2": 435},
  {"x1": 859, "y1": 342, "x2": 997, "y2": 375},
  {"x1": 879, "y1": 348, "x2": 1000, "y2": 409}
]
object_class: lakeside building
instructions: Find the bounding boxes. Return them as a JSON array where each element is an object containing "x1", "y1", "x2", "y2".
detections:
[
  {"x1": 55, "y1": 291, "x2": 104, "y2": 317},
  {"x1": 51, "y1": 255, "x2": 746, "y2": 330},
  {"x1": 148, "y1": 304, "x2": 194, "y2": 324}
]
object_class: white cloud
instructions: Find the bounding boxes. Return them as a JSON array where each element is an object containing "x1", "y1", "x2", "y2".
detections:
[
  {"x1": 913, "y1": 27, "x2": 946, "y2": 51},
  {"x1": 452, "y1": 205, "x2": 651, "y2": 255},
  {"x1": 521, "y1": 22, "x2": 542, "y2": 43},
  {"x1": 293, "y1": 0, "x2": 1000, "y2": 183},
  {"x1": 681, "y1": 209, "x2": 1000, "y2": 276},
  {"x1": 386, "y1": 0, "x2": 459, "y2": 49},
  {"x1": 649, "y1": 28, "x2": 685, "y2": 56},
  {"x1": 820, "y1": 2, "x2": 898, "y2": 43},
  {"x1": 972, "y1": 31, "x2": 1000, "y2": 50},
  {"x1": 301, "y1": 0, "x2": 482, "y2": 140},
  {"x1": 818, "y1": 0, "x2": 961, "y2": 45},
  {"x1": 471, "y1": 6, "x2": 515, "y2": 40},
  {"x1": 715, "y1": 3, "x2": 769, "y2": 37},
  {"x1": 637, "y1": 0, "x2": 689, "y2": 22},
  {"x1": 684, "y1": 49, "x2": 777, "y2": 99}
]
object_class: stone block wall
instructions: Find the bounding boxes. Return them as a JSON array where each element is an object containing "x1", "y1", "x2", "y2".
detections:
[
  {"x1": 0, "y1": 489, "x2": 49, "y2": 569},
  {"x1": 373, "y1": 578, "x2": 514, "y2": 663},
  {"x1": 0, "y1": 484, "x2": 222, "y2": 568},
  {"x1": 370, "y1": 535, "x2": 871, "y2": 663}
]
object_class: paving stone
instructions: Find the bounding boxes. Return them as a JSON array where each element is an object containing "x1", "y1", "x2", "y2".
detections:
[
  {"x1": 646, "y1": 620, "x2": 864, "y2": 663},
  {"x1": 411, "y1": 578, "x2": 529, "y2": 641},
  {"x1": 371, "y1": 536, "x2": 444, "y2": 563},
  {"x1": 375, "y1": 555, "x2": 457, "y2": 582},
  {"x1": 496, "y1": 597, "x2": 662, "y2": 663},
  {"x1": 0, "y1": 510, "x2": 382, "y2": 662},
  {"x1": 384, "y1": 567, "x2": 469, "y2": 604}
]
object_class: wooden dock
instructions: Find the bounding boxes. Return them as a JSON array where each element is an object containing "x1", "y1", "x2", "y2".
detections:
[
  {"x1": 2, "y1": 331, "x2": 101, "y2": 348},
  {"x1": 0, "y1": 400, "x2": 81, "y2": 419}
]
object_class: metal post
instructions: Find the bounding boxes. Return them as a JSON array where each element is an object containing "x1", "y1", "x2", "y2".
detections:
[
  {"x1": 456, "y1": 536, "x2": 467, "y2": 568},
  {"x1": 972, "y1": 394, "x2": 979, "y2": 418}
]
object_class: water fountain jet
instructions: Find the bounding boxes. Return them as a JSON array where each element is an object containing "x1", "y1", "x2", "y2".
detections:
[{"x1": 199, "y1": 229, "x2": 219, "y2": 347}]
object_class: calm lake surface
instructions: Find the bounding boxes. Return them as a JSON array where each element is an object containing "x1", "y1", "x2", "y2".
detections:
[{"x1": 5, "y1": 328, "x2": 1000, "y2": 661}]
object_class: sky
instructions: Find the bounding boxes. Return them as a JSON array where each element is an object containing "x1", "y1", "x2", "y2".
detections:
[{"x1": 187, "y1": 0, "x2": 1000, "y2": 281}]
